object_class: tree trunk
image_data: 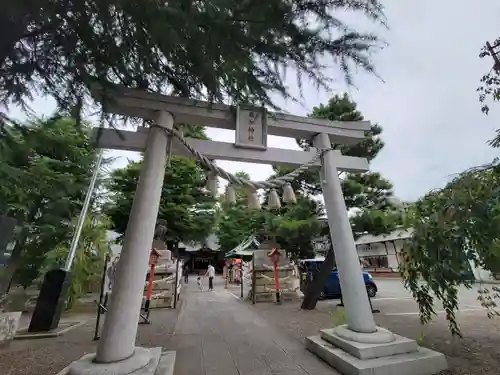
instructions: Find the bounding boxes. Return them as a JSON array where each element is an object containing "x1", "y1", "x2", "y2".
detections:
[{"x1": 301, "y1": 247, "x2": 336, "y2": 310}]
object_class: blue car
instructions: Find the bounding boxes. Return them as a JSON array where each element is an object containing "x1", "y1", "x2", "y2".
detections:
[
  {"x1": 299, "y1": 258, "x2": 378, "y2": 299},
  {"x1": 322, "y1": 270, "x2": 377, "y2": 299}
]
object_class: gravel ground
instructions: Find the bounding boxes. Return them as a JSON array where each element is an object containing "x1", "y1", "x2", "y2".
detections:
[
  {"x1": 0, "y1": 305, "x2": 181, "y2": 375},
  {"x1": 4, "y1": 282, "x2": 499, "y2": 375},
  {"x1": 251, "y1": 300, "x2": 500, "y2": 375}
]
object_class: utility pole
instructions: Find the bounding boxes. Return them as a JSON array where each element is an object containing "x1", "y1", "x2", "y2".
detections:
[{"x1": 486, "y1": 40, "x2": 500, "y2": 72}]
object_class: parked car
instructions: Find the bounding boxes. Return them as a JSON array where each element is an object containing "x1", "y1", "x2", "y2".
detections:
[
  {"x1": 322, "y1": 269, "x2": 377, "y2": 299},
  {"x1": 298, "y1": 258, "x2": 378, "y2": 299}
]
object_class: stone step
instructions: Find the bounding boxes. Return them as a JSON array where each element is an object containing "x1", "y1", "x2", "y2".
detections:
[
  {"x1": 157, "y1": 350, "x2": 176, "y2": 375},
  {"x1": 254, "y1": 292, "x2": 300, "y2": 303},
  {"x1": 306, "y1": 335, "x2": 447, "y2": 375},
  {"x1": 253, "y1": 285, "x2": 298, "y2": 293},
  {"x1": 320, "y1": 328, "x2": 418, "y2": 360},
  {"x1": 55, "y1": 347, "x2": 176, "y2": 375},
  {"x1": 254, "y1": 276, "x2": 297, "y2": 286}
]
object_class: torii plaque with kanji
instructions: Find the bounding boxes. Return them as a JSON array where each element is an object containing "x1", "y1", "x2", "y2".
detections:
[{"x1": 234, "y1": 105, "x2": 268, "y2": 150}]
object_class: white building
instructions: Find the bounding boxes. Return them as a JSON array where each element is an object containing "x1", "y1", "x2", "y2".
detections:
[
  {"x1": 315, "y1": 227, "x2": 497, "y2": 281},
  {"x1": 313, "y1": 228, "x2": 412, "y2": 275},
  {"x1": 355, "y1": 229, "x2": 413, "y2": 274}
]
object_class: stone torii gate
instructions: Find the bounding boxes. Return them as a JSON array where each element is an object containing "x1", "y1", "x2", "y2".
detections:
[{"x1": 61, "y1": 85, "x2": 447, "y2": 375}]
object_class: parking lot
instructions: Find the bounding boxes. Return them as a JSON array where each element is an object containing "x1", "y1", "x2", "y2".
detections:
[
  {"x1": 227, "y1": 276, "x2": 493, "y2": 317},
  {"x1": 253, "y1": 278, "x2": 500, "y2": 375},
  {"x1": 322, "y1": 278, "x2": 490, "y2": 317}
]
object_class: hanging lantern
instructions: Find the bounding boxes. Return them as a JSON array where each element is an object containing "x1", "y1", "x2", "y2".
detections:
[
  {"x1": 149, "y1": 249, "x2": 161, "y2": 266},
  {"x1": 282, "y1": 183, "x2": 297, "y2": 204},
  {"x1": 206, "y1": 171, "x2": 218, "y2": 196},
  {"x1": 248, "y1": 190, "x2": 261, "y2": 210},
  {"x1": 225, "y1": 185, "x2": 236, "y2": 204},
  {"x1": 267, "y1": 189, "x2": 281, "y2": 209}
]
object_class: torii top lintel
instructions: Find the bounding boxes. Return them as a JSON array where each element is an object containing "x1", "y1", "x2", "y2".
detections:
[{"x1": 91, "y1": 84, "x2": 370, "y2": 145}]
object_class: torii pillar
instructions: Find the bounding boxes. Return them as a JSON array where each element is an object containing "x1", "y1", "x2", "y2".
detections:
[{"x1": 63, "y1": 112, "x2": 176, "y2": 375}]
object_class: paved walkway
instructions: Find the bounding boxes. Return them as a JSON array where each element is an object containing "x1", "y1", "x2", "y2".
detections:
[{"x1": 171, "y1": 277, "x2": 337, "y2": 375}]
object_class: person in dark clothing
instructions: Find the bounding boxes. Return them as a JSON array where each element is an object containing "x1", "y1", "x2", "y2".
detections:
[{"x1": 183, "y1": 265, "x2": 189, "y2": 283}]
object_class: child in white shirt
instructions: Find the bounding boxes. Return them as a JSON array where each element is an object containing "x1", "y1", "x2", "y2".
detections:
[{"x1": 197, "y1": 274, "x2": 203, "y2": 291}]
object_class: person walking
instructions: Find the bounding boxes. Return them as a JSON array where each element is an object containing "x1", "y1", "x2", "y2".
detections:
[
  {"x1": 205, "y1": 263, "x2": 215, "y2": 291},
  {"x1": 196, "y1": 273, "x2": 203, "y2": 291},
  {"x1": 183, "y1": 265, "x2": 189, "y2": 283}
]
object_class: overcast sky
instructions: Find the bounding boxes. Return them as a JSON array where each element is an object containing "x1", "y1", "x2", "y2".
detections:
[{"x1": 7, "y1": 0, "x2": 500, "y2": 202}]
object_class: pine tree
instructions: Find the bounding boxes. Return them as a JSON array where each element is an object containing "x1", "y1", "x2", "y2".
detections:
[{"x1": 1, "y1": 1, "x2": 385, "y2": 119}]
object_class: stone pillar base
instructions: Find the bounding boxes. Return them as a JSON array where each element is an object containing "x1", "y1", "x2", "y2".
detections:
[
  {"x1": 56, "y1": 347, "x2": 176, "y2": 375},
  {"x1": 0, "y1": 311, "x2": 21, "y2": 348},
  {"x1": 306, "y1": 325, "x2": 447, "y2": 375}
]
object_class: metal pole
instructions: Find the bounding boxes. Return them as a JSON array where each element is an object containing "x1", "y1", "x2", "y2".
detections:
[
  {"x1": 93, "y1": 254, "x2": 110, "y2": 341},
  {"x1": 64, "y1": 148, "x2": 104, "y2": 271},
  {"x1": 240, "y1": 261, "x2": 244, "y2": 299},
  {"x1": 252, "y1": 258, "x2": 256, "y2": 304},
  {"x1": 173, "y1": 245, "x2": 180, "y2": 309},
  {"x1": 273, "y1": 261, "x2": 281, "y2": 304}
]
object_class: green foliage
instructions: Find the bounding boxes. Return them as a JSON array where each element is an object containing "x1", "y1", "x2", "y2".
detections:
[
  {"x1": 182, "y1": 124, "x2": 209, "y2": 140},
  {"x1": 1, "y1": 0, "x2": 385, "y2": 116},
  {"x1": 0, "y1": 115, "x2": 102, "y2": 291},
  {"x1": 415, "y1": 330, "x2": 427, "y2": 346},
  {"x1": 216, "y1": 205, "x2": 260, "y2": 251},
  {"x1": 271, "y1": 197, "x2": 323, "y2": 259},
  {"x1": 329, "y1": 307, "x2": 348, "y2": 327},
  {"x1": 105, "y1": 132, "x2": 217, "y2": 244},
  {"x1": 400, "y1": 162, "x2": 500, "y2": 336},
  {"x1": 43, "y1": 216, "x2": 110, "y2": 310},
  {"x1": 350, "y1": 208, "x2": 404, "y2": 240},
  {"x1": 477, "y1": 286, "x2": 500, "y2": 319},
  {"x1": 302, "y1": 93, "x2": 385, "y2": 161}
]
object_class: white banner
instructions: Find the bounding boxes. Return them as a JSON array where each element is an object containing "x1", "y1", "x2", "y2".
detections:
[{"x1": 104, "y1": 252, "x2": 121, "y2": 294}]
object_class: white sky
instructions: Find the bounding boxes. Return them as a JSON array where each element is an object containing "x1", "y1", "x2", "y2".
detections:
[{"x1": 6, "y1": 0, "x2": 500, "y2": 202}]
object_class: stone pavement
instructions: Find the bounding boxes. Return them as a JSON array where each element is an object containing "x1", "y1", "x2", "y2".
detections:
[{"x1": 171, "y1": 277, "x2": 337, "y2": 375}]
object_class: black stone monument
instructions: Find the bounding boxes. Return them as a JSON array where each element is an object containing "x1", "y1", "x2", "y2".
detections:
[{"x1": 28, "y1": 268, "x2": 72, "y2": 332}]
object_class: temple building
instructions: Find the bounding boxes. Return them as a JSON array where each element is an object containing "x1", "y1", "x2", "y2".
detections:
[{"x1": 178, "y1": 234, "x2": 225, "y2": 273}]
